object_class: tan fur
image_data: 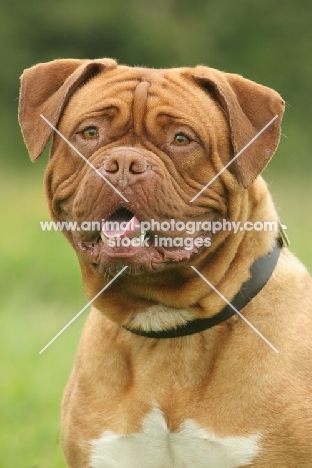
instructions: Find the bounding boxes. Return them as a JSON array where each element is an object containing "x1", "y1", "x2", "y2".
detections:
[{"x1": 19, "y1": 59, "x2": 312, "y2": 467}]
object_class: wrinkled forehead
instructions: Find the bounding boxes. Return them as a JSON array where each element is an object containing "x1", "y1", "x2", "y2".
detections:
[{"x1": 62, "y1": 66, "x2": 221, "y2": 125}]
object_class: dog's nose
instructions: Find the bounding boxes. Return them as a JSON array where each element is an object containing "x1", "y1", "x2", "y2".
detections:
[{"x1": 101, "y1": 148, "x2": 148, "y2": 189}]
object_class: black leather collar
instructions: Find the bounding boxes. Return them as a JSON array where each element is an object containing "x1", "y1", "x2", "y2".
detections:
[{"x1": 123, "y1": 239, "x2": 282, "y2": 339}]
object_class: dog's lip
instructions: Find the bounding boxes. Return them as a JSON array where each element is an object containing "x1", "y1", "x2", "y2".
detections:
[{"x1": 73, "y1": 230, "x2": 208, "y2": 266}]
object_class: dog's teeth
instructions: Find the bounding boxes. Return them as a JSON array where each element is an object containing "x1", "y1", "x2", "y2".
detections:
[
  {"x1": 140, "y1": 230, "x2": 147, "y2": 243},
  {"x1": 100, "y1": 232, "x2": 109, "y2": 244}
]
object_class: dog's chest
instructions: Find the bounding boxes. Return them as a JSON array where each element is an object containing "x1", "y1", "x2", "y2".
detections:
[{"x1": 89, "y1": 407, "x2": 261, "y2": 467}]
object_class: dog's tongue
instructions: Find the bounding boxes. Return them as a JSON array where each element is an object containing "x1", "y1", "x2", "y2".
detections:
[{"x1": 102, "y1": 216, "x2": 141, "y2": 239}]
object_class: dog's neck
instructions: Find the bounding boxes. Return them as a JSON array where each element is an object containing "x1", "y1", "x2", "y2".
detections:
[{"x1": 123, "y1": 239, "x2": 282, "y2": 337}]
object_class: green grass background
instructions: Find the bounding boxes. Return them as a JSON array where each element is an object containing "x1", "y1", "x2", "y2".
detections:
[
  {"x1": 1, "y1": 165, "x2": 85, "y2": 468},
  {"x1": 1, "y1": 162, "x2": 312, "y2": 467}
]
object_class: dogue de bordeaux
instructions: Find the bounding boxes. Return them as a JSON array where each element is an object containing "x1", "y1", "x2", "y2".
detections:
[{"x1": 19, "y1": 59, "x2": 312, "y2": 467}]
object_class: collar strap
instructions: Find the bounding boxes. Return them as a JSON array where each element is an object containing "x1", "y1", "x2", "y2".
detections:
[{"x1": 124, "y1": 239, "x2": 282, "y2": 339}]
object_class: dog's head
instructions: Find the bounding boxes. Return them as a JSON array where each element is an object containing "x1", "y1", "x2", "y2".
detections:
[{"x1": 19, "y1": 59, "x2": 284, "y2": 283}]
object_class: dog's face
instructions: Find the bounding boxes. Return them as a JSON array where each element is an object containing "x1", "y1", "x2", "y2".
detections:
[
  {"x1": 45, "y1": 67, "x2": 233, "y2": 275},
  {"x1": 19, "y1": 59, "x2": 284, "y2": 281}
]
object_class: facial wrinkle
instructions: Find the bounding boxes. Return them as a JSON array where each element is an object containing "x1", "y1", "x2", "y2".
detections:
[{"x1": 132, "y1": 80, "x2": 150, "y2": 138}]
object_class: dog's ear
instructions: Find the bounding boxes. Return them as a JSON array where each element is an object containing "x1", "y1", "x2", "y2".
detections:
[
  {"x1": 190, "y1": 67, "x2": 285, "y2": 187},
  {"x1": 18, "y1": 58, "x2": 117, "y2": 161}
]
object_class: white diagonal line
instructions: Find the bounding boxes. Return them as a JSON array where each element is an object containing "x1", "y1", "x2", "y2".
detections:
[
  {"x1": 40, "y1": 114, "x2": 129, "y2": 202},
  {"x1": 191, "y1": 266, "x2": 279, "y2": 354},
  {"x1": 39, "y1": 266, "x2": 128, "y2": 354},
  {"x1": 190, "y1": 115, "x2": 278, "y2": 202}
]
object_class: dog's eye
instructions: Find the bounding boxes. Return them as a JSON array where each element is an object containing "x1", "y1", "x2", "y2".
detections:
[
  {"x1": 81, "y1": 127, "x2": 99, "y2": 140},
  {"x1": 173, "y1": 133, "x2": 191, "y2": 146}
]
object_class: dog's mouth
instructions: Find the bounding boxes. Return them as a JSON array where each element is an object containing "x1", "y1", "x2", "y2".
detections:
[
  {"x1": 72, "y1": 207, "x2": 210, "y2": 273},
  {"x1": 101, "y1": 207, "x2": 144, "y2": 242}
]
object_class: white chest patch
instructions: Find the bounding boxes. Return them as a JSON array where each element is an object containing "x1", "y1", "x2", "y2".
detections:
[{"x1": 90, "y1": 407, "x2": 261, "y2": 468}]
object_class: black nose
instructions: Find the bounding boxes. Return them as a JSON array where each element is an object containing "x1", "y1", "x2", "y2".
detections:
[{"x1": 101, "y1": 147, "x2": 148, "y2": 189}]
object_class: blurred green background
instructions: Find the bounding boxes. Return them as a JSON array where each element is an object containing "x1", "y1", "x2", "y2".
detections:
[{"x1": 1, "y1": 0, "x2": 312, "y2": 466}]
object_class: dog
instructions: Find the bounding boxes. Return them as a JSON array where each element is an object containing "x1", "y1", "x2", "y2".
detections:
[{"x1": 19, "y1": 59, "x2": 312, "y2": 467}]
